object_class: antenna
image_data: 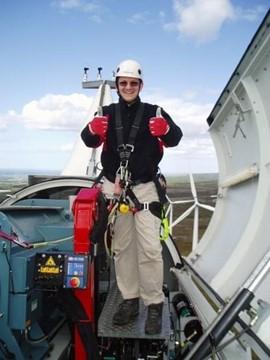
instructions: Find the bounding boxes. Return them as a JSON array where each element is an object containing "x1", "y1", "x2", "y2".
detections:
[
  {"x1": 83, "y1": 67, "x2": 89, "y2": 82},
  {"x1": 97, "y1": 67, "x2": 103, "y2": 79},
  {"x1": 82, "y1": 66, "x2": 116, "y2": 89}
]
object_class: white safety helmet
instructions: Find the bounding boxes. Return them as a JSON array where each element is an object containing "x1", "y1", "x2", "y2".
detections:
[{"x1": 115, "y1": 59, "x2": 143, "y2": 80}]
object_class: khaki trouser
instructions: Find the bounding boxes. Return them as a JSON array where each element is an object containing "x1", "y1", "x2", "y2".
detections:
[{"x1": 102, "y1": 178, "x2": 164, "y2": 306}]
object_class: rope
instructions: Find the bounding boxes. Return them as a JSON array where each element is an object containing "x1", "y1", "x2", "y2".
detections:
[
  {"x1": 104, "y1": 202, "x2": 118, "y2": 257},
  {"x1": 32, "y1": 236, "x2": 73, "y2": 248}
]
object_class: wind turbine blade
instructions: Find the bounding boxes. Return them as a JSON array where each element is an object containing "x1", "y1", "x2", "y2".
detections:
[
  {"x1": 189, "y1": 173, "x2": 197, "y2": 199},
  {"x1": 192, "y1": 206, "x2": 199, "y2": 250},
  {"x1": 171, "y1": 204, "x2": 196, "y2": 228},
  {"x1": 198, "y1": 203, "x2": 215, "y2": 212},
  {"x1": 165, "y1": 204, "x2": 172, "y2": 217},
  {"x1": 173, "y1": 199, "x2": 194, "y2": 205}
]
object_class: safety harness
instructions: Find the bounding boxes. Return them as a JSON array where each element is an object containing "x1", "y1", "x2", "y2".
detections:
[
  {"x1": 115, "y1": 101, "x2": 144, "y2": 189},
  {"x1": 105, "y1": 102, "x2": 169, "y2": 247}
]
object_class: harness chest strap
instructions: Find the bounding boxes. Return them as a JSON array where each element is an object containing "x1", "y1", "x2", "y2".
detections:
[
  {"x1": 115, "y1": 102, "x2": 145, "y2": 162},
  {"x1": 115, "y1": 102, "x2": 145, "y2": 182}
]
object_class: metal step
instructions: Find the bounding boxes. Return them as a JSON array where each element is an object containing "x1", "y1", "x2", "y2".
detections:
[{"x1": 98, "y1": 282, "x2": 171, "y2": 340}]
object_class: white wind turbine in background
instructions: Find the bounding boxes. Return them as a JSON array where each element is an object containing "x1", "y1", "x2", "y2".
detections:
[{"x1": 165, "y1": 173, "x2": 215, "y2": 250}]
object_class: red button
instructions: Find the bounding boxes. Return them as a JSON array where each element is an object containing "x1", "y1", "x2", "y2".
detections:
[{"x1": 70, "y1": 277, "x2": 80, "y2": 288}]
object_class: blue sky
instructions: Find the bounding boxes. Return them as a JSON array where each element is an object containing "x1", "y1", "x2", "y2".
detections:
[{"x1": 0, "y1": 0, "x2": 269, "y2": 175}]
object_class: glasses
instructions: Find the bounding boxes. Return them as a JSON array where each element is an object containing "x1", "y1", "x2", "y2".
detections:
[{"x1": 118, "y1": 80, "x2": 140, "y2": 87}]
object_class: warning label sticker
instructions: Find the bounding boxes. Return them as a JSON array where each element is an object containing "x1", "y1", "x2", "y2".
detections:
[
  {"x1": 40, "y1": 266, "x2": 60, "y2": 274},
  {"x1": 45, "y1": 256, "x2": 56, "y2": 266},
  {"x1": 34, "y1": 253, "x2": 65, "y2": 287}
]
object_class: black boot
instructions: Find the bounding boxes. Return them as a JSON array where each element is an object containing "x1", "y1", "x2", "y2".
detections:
[
  {"x1": 145, "y1": 302, "x2": 163, "y2": 335},
  {"x1": 113, "y1": 298, "x2": 139, "y2": 325}
]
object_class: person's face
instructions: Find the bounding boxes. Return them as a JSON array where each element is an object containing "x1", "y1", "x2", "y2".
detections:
[{"x1": 117, "y1": 76, "x2": 143, "y2": 103}]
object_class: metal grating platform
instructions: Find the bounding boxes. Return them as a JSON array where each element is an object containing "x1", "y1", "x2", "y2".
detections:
[{"x1": 98, "y1": 282, "x2": 171, "y2": 339}]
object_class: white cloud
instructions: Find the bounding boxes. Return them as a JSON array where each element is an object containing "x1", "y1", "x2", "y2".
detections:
[
  {"x1": 0, "y1": 117, "x2": 7, "y2": 129},
  {"x1": 179, "y1": 137, "x2": 215, "y2": 156},
  {"x1": 34, "y1": 142, "x2": 75, "y2": 153},
  {"x1": 20, "y1": 93, "x2": 93, "y2": 130},
  {"x1": 144, "y1": 90, "x2": 213, "y2": 137},
  {"x1": 60, "y1": 142, "x2": 74, "y2": 152},
  {"x1": 0, "y1": 110, "x2": 22, "y2": 130},
  {"x1": 52, "y1": 0, "x2": 97, "y2": 11},
  {"x1": 0, "y1": 121, "x2": 7, "y2": 129},
  {"x1": 2, "y1": 90, "x2": 213, "y2": 137},
  {"x1": 127, "y1": 9, "x2": 171, "y2": 27},
  {"x1": 144, "y1": 88, "x2": 217, "y2": 172},
  {"x1": 51, "y1": 0, "x2": 102, "y2": 21},
  {"x1": 168, "y1": 0, "x2": 235, "y2": 43},
  {"x1": 55, "y1": 0, "x2": 82, "y2": 9},
  {"x1": 127, "y1": 11, "x2": 153, "y2": 25},
  {"x1": 166, "y1": 1, "x2": 267, "y2": 43},
  {"x1": 235, "y1": 5, "x2": 267, "y2": 22},
  {"x1": 0, "y1": 90, "x2": 217, "y2": 173}
]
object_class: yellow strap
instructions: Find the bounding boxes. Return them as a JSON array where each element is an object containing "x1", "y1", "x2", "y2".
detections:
[{"x1": 160, "y1": 216, "x2": 169, "y2": 241}]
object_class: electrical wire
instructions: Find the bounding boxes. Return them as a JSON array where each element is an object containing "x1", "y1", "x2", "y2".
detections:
[
  {"x1": 24, "y1": 317, "x2": 66, "y2": 345},
  {"x1": 0, "y1": 229, "x2": 73, "y2": 249},
  {"x1": 0, "y1": 339, "x2": 15, "y2": 359},
  {"x1": 32, "y1": 235, "x2": 73, "y2": 248}
]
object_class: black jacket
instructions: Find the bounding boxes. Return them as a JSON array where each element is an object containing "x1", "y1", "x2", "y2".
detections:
[{"x1": 81, "y1": 97, "x2": 183, "y2": 182}]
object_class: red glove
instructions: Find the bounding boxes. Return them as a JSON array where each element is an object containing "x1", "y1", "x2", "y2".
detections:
[
  {"x1": 149, "y1": 117, "x2": 170, "y2": 137},
  {"x1": 88, "y1": 116, "x2": 109, "y2": 137}
]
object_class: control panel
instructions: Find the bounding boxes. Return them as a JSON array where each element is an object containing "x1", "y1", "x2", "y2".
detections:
[
  {"x1": 34, "y1": 252, "x2": 89, "y2": 289},
  {"x1": 64, "y1": 255, "x2": 89, "y2": 289}
]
